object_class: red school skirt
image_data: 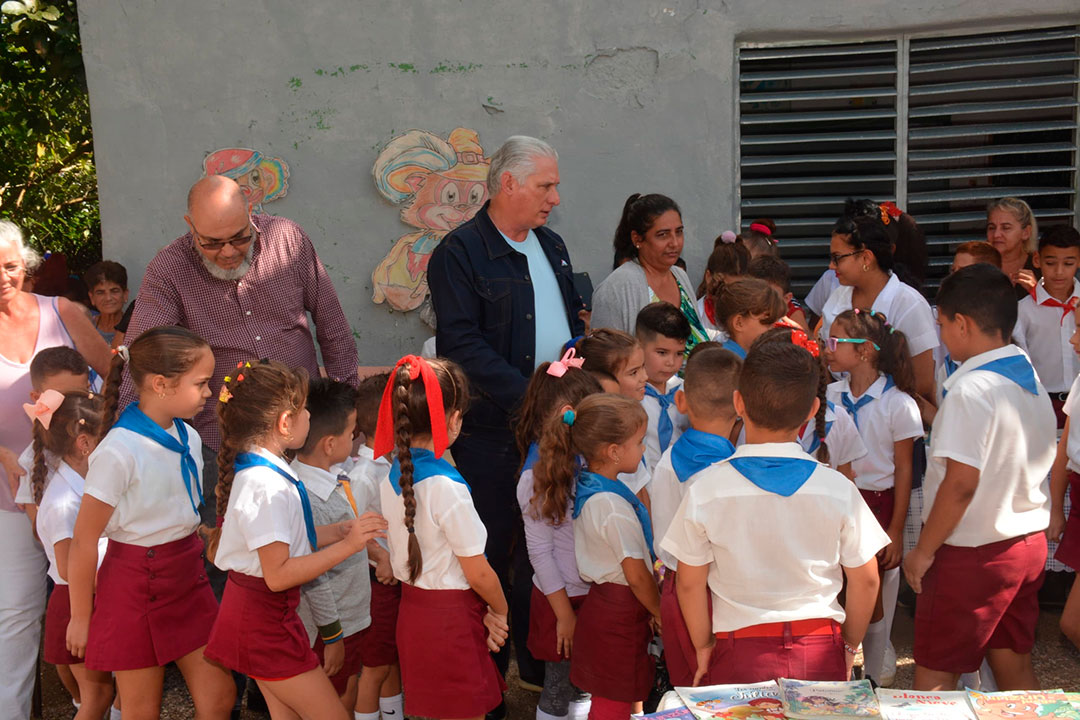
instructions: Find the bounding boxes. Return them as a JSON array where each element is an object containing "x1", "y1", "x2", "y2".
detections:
[
  {"x1": 361, "y1": 567, "x2": 400, "y2": 667},
  {"x1": 85, "y1": 533, "x2": 218, "y2": 672},
  {"x1": 396, "y1": 584, "x2": 505, "y2": 719},
  {"x1": 44, "y1": 584, "x2": 80, "y2": 666},
  {"x1": 204, "y1": 571, "x2": 319, "y2": 680},
  {"x1": 570, "y1": 582, "x2": 655, "y2": 703},
  {"x1": 1055, "y1": 471, "x2": 1080, "y2": 571},
  {"x1": 527, "y1": 583, "x2": 586, "y2": 662}
]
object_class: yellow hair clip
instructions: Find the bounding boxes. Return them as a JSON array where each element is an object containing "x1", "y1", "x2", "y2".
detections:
[{"x1": 219, "y1": 386, "x2": 233, "y2": 404}]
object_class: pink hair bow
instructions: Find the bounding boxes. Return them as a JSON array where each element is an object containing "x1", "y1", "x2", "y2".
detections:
[
  {"x1": 23, "y1": 389, "x2": 65, "y2": 430},
  {"x1": 547, "y1": 348, "x2": 585, "y2": 378}
]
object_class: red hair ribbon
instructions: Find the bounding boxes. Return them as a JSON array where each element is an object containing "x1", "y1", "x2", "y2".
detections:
[
  {"x1": 790, "y1": 328, "x2": 820, "y2": 358},
  {"x1": 879, "y1": 201, "x2": 903, "y2": 225},
  {"x1": 546, "y1": 347, "x2": 585, "y2": 378},
  {"x1": 749, "y1": 222, "x2": 773, "y2": 236},
  {"x1": 372, "y1": 355, "x2": 448, "y2": 460}
]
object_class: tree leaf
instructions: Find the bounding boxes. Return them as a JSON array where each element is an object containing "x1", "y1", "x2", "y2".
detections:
[
  {"x1": 40, "y1": 5, "x2": 58, "y2": 20},
  {"x1": 10, "y1": 16, "x2": 24, "y2": 32},
  {"x1": 0, "y1": 1, "x2": 28, "y2": 16}
]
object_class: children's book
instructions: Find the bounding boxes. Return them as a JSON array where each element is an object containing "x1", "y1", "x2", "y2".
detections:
[
  {"x1": 876, "y1": 689, "x2": 977, "y2": 720},
  {"x1": 643, "y1": 707, "x2": 694, "y2": 720},
  {"x1": 967, "y1": 690, "x2": 1080, "y2": 720},
  {"x1": 675, "y1": 680, "x2": 784, "y2": 720},
  {"x1": 778, "y1": 678, "x2": 881, "y2": 719}
]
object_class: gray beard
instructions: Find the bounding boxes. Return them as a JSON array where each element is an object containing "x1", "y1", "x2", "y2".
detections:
[{"x1": 200, "y1": 245, "x2": 254, "y2": 281}]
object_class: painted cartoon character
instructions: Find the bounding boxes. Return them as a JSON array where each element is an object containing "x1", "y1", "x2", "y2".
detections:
[
  {"x1": 974, "y1": 694, "x2": 1080, "y2": 720},
  {"x1": 203, "y1": 148, "x2": 290, "y2": 212},
  {"x1": 371, "y1": 127, "x2": 489, "y2": 312},
  {"x1": 698, "y1": 697, "x2": 787, "y2": 720}
]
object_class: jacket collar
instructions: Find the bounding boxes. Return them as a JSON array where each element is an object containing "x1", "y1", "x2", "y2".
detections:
[{"x1": 475, "y1": 201, "x2": 561, "y2": 261}]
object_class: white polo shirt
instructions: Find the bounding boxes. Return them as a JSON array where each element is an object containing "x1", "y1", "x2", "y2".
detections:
[
  {"x1": 35, "y1": 461, "x2": 107, "y2": 585},
  {"x1": 923, "y1": 345, "x2": 1054, "y2": 547},
  {"x1": 85, "y1": 422, "x2": 204, "y2": 547},
  {"x1": 574, "y1": 491, "x2": 651, "y2": 586},
  {"x1": 820, "y1": 272, "x2": 939, "y2": 357},
  {"x1": 619, "y1": 459, "x2": 652, "y2": 495},
  {"x1": 798, "y1": 401, "x2": 867, "y2": 471},
  {"x1": 805, "y1": 269, "x2": 840, "y2": 316},
  {"x1": 1063, "y1": 374, "x2": 1080, "y2": 473},
  {"x1": 651, "y1": 447, "x2": 706, "y2": 571},
  {"x1": 380, "y1": 467, "x2": 487, "y2": 590},
  {"x1": 660, "y1": 442, "x2": 888, "y2": 632},
  {"x1": 642, "y1": 376, "x2": 690, "y2": 474},
  {"x1": 827, "y1": 375, "x2": 924, "y2": 492},
  {"x1": 1012, "y1": 278, "x2": 1080, "y2": 394}
]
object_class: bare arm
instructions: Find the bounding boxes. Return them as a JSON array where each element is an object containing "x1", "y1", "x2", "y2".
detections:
[
  {"x1": 841, "y1": 558, "x2": 880, "y2": 675},
  {"x1": 258, "y1": 512, "x2": 385, "y2": 592},
  {"x1": 545, "y1": 588, "x2": 576, "y2": 659},
  {"x1": 837, "y1": 461, "x2": 855, "y2": 482},
  {"x1": 903, "y1": 458, "x2": 979, "y2": 593},
  {"x1": 1049, "y1": 417, "x2": 1071, "y2": 543},
  {"x1": 880, "y1": 437, "x2": 914, "y2": 570},
  {"x1": 675, "y1": 562, "x2": 714, "y2": 686},
  {"x1": 459, "y1": 553, "x2": 509, "y2": 651},
  {"x1": 57, "y1": 297, "x2": 112, "y2": 377},
  {"x1": 911, "y1": 349, "x2": 936, "y2": 403},
  {"x1": 621, "y1": 556, "x2": 660, "y2": 622},
  {"x1": 67, "y1": 495, "x2": 114, "y2": 658}
]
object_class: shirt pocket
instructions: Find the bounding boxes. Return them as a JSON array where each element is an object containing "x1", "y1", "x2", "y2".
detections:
[{"x1": 475, "y1": 276, "x2": 512, "y2": 330}]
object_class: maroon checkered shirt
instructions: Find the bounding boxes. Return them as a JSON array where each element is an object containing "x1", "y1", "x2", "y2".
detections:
[{"x1": 119, "y1": 214, "x2": 359, "y2": 451}]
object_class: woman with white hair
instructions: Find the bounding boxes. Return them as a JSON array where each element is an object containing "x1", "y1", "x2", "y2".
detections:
[
  {"x1": 986, "y1": 197, "x2": 1040, "y2": 300},
  {"x1": 0, "y1": 219, "x2": 111, "y2": 718}
]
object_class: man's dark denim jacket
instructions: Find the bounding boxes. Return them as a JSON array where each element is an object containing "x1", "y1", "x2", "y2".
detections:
[{"x1": 428, "y1": 201, "x2": 585, "y2": 434}]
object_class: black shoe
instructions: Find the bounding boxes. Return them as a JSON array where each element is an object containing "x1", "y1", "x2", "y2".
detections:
[{"x1": 486, "y1": 699, "x2": 507, "y2": 720}]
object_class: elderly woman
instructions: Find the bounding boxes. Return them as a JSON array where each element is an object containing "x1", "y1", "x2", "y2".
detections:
[
  {"x1": 0, "y1": 220, "x2": 111, "y2": 718},
  {"x1": 591, "y1": 193, "x2": 708, "y2": 347},
  {"x1": 986, "y1": 196, "x2": 1039, "y2": 300}
]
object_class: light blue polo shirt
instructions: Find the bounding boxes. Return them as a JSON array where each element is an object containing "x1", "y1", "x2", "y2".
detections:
[{"x1": 499, "y1": 229, "x2": 571, "y2": 369}]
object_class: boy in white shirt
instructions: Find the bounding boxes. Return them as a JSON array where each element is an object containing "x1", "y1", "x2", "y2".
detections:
[
  {"x1": 635, "y1": 302, "x2": 691, "y2": 475},
  {"x1": 905, "y1": 263, "x2": 1055, "y2": 691},
  {"x1": 1012, "y1": 226, "x2": 1080, "y2": 428},
  {"x1": 661, "y1": 342, "x2": 887, "y2": 686}
]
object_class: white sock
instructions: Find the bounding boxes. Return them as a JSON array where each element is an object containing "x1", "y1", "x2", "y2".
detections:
[
  {"x1": 959, "y1": 671, "x2": 980, "y2": 690},
  {"x1": 862, "y1": 619, "x2": 887, "y2": 681},
  {"x1": 882, "y1": 567, "x2": 899, "y2": 641},
  {"x1": 978, "y1": 659, "x2": 999, "y2": 691},
  {"x1": 356, "y1": 711, "x2": 380, "y2": 720},
  {"x1": 380, "y1": 693, "x2": 404, "y2": 719},
  {"x1": 110, "y1": 707, "x2": 122, "y2": 720},
  {"x1": 537, "y1": 709, "x2": 568, "y2": 720},
  {"x1": 568, "y1": 697, "x2": 592, "y2": 720}
]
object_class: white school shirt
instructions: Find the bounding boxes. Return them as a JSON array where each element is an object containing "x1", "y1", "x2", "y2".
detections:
[
  {"x1": 1063, "y1": 373, "x2": 1080, "y2": 472},
  {"x1": 696, "y1": 297, "x2": 726, "y2": 341},
  {"x1": 1012, "y1": 279, "x2": 1080, "y2": 393},
  {"x1": 618, "y1": 459, "x2": 652, "y2": 495},
  {"x1": 379, "y1": 466, "x2": 487, "y2": 590},
  {"x1": 804, "y1": 269, "x2": 840, "y2": 317},
  {"x1": 35, "y1": 461, "x2": 107, "y2": 585},
  {"x1": 214, "y1": 447, "x2": 314, "y2": 577},
  {"x1": 15, "y1": 442, "x2": 57, "y2": 505},
  {"x1": 651, "y1": 447, "x2": 697, "y2": 571},
  {"x1": 660, "y1": 442, "x2": 889, "y2": 632},
  {"x1": 923, "y1": 345, "x2": 1055, "y2": 547},
  {"x1": 819, "y1": 272, "x2": 939, "y2": 357},
  {"x1": 342, "y1": 445, "x2": 392, "y2": 553},
  {"x1": 798, "y1": 401, "x2": 867, "y2": 470},
  {"x1": 84, "y1": 422, "x2": 204, "y2": 546},
  {"x1": 573, "y1": 490, "x2": 651, "y2": 586},
  {"x1": 642, "y1": 376, "x2": 690, "y2": 474},
  {"x1": 827, "y1": 375, "x2": 924, "y2": 492}
]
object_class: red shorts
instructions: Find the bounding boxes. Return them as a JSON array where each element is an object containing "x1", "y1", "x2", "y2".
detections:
[
  {"x1": 914, "y1": 532, "x2": 1046, "y2": 673},
  {"x1": 86, "y1": 533, "x2": 218, "y2": 672},
  {"x1": 859, "y1": 488, "x2": 895, "y2": 531},
  {"x1": 1054, "y1": 471, "x2": 1080, "y2": 571},
  {"x1": 314, "y1": 630, "x2": 365, "y2": 695},
  {"x1": 527, "y1": 583, "x2": 586, "y2": 662},
  {"x1": 570, "y1": 582, "x2": 655, "y2": 703},
  {"x1": 44, "y1": 584, "x2": 80, "y2": 666},
  {"x1": 396, "y1": 584, "x2": 504, "y2": 719},
  {"x1": 361, "y1": 568, "x2": 400, "y2": 667},
  {"x1": 204, "y1": 572, "x2": 319, "y2": 680},
  {"x1": 660, "y1": 569, "x2": 713, "y2": 688},
  {"x1": 702, "y1": 618, "x2": 845, "y2": 685}
]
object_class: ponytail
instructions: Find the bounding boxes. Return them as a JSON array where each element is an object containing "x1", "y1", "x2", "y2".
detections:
[
  {"x1": 392, "y1": 365, "x2": 424, "y2": 583},
  {"x1": 31, "y1": 422, "x2": 47, "y2": 505},
  {"x1": 835, "y1": 309, "x2": 917, "y2": 397},
  {"x1": 100, "y1": 350, "x2": 125, "y2": 436},
  {"x1": 532, "y1": 409, "x2": 577, "y2": 525}
]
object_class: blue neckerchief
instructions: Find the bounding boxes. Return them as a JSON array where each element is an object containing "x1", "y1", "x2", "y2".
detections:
[
  {"x1": 721, "y1": 338, "x2": 747, "y2": 359},
  {"x1": 670, "y1": 429, "x2": 735, "y2": 484},
  {"x1": 944, "y1": 353, "x2": 1039, "y2": 399},
  {"x1": 728, "y1": 454, "x2": 818, "y2": 497},
  {"x1": 804, "y1": 401, "x2": 836, "y2": 454},
  {"x1": 841, "y1": 375, "x2": 895, "y2": 429},
  {"x1": 235, "y1": 452, "x2": 318, "y2": 551},
  {"x1": 943, "y1": 354, "x2": 959, "y2": 378},
  {"x1": 523, "y1": 442, "x2": 540, "y2": 473},
  {"x1": 113, "y1": 404, "x2": 201, "y2": 516},
  {"x1": 389, "y1": 447, "x2": 471, "y2": 496},
  {"x1": 573, "y1": 470, "x2": 655, "y2": 561},
  {"x1": 645, "y1": 383, "x2": 679, "y2": 451}
]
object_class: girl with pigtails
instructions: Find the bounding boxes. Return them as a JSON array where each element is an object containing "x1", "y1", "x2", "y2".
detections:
[
  {"x1": 66, "y1": 326, "x2": 237, "y2": 719},
  {"x1": 375, "y1": 355, "x2": 508, "y2": 720},
  {"x1": 534, "y1": 393, "x2": 659, "y2": 720},
  {"x1": 26, "y1": 390, "x2": 113, "y2": 719},
  {"x1": 824, "y1": 309, "x2": 923, "y2": 687},
  {"x1": 203, "y1": 359, "x2": 386, "y2": 720},
  {"x1": 749, "y1": 327, "x2": 867, "y2": 481}
]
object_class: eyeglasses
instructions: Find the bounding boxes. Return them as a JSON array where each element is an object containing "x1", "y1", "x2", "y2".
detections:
[
  {"x1": 190, "y1": 218, "x2": 259, "y2": 251},
  {"x1": 0, "y1": 262, "x2": 25, "y2": 278},
  {"x1": 826, "y1": 337, "x2": 881, "y2": 352},
  {"x1": 829, "y1": 250, "x2": 862, "y2": 266}
]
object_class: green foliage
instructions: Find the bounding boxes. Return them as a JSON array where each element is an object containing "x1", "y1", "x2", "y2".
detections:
[{"x1": 0, "y1": 0, "x2": 100, "y2": 272}]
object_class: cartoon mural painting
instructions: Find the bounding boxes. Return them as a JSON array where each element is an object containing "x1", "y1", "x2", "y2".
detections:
[
  {"x1": 203, "y1": 148, "x2": 290, "y2": 212},
  {"x1": 371, "y1": 127, "x2": 489, "y2": 312}
]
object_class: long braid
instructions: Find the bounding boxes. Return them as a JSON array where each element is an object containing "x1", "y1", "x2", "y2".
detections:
[
  {"x1": 30, "y1": 422, "x2": 47, "y2": 505},
  {"x1": 99, "y1": 352, "x2": 126, "y2": 436},
  {"x1": 394, "y1": 366, "x2": 423, "y2": 583},
  {"x1": 204, "y1": 429, "x2": 239, "y2": 563},
  {"x1": 814, "y1": 354, "x2": 831, "y2": 465}
]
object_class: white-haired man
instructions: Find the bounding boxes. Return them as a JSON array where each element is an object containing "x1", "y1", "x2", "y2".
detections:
[{"x1": 428, "y1": 135, "x2": 586, "y2": 708}]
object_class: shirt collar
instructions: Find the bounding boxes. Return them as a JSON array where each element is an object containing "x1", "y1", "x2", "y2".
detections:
[
  {"x1": 251, "y1": 446, "x2": 299, "y2": 479},
  {"x1": 727, "y1": 441, "x2": 814, "y2": 462},
  {"x1": 356, "y1": 444, "x2": 391, "y2": 468},
  {"x1": 942, "y1": 344, "x2": 1025, "y2": 394},
  {"x1": 55, "y1": 460, "x2": 85, "y2": 496},
  {"x1": 872, "y1": 272, "x2": 901, "y2": 311},
  {"x1": 829, "y1": 373, "x2": 889, "y2": 401},
  {"x1": 289, "y1": 459, "x2": 340, "y2": 501},
  {"x1": 1033, "y1": 277, "x2": 1080, "y2": 305}
]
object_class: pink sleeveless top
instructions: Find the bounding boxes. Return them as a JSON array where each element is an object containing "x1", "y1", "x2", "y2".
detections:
[{"x1": 0, "y1": 294, "x2": 75, "y2": 512}]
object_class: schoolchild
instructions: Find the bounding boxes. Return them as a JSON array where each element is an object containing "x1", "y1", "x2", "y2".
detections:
[
  {"x1": 661, "y1": 342, "x2": 887, "y2": 686},
  {"x1": 709, "y1": 278, "x2": 785, "y2": 359},
  {"x1": 204, "y1": 359, "x2": 386, "y2": 719},
  {"x1": 696, "y1": 232, "x2": 750, "y2": 340},
  {"x1": 904, "y1": 264, "x2": 1055, "y2": 691},
  {"x1": 515, "y1": 355, "x2": 602, "y2": 720},
  {"x1": 538, "y1": 393, "x2": 657, "y2": 720},
  {"x1": 66, "y1": 327, "x2": 236, "y2": 717},
  {"x1": 650, "y1": 346, "x2": 741, "y2": 687},
  {"x1": 27, "y1": 390, "x2": 113, "y2": 719},
  {"x1": 635, "y1": 302, "x2": 691, "y2": 473},
  {"x1": 748, "y1": 255, "x2": 809, "y2": 331},
  {"x1": 377, "y1": 356, "x2": 509, "y2": 720},
  {"x1": 825, "y1": 309, "x2": 923, "y2": 685}
]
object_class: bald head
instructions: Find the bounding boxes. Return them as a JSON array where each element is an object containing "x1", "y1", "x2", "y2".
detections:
[{"x1": 188, "y1": 175, "x2": 247, "y2": 215}]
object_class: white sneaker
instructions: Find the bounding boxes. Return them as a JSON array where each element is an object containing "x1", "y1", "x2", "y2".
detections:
[{"x1": 878, "y1": 643, "x2": 897, "y2": 687}]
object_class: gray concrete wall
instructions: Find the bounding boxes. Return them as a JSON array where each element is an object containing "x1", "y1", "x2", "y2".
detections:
[{"x1": 79, "y1": 0, "x2": 1080, "y2": 363}]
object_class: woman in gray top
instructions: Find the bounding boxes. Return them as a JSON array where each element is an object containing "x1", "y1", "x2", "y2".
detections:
[{"x1": 590, "y1": 193, "x2": 708, "y2": 348}]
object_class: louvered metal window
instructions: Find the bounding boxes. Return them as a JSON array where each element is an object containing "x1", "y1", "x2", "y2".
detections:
[{"x1": 737, "y1": 26, "x2": 1080, "y2": 298}]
